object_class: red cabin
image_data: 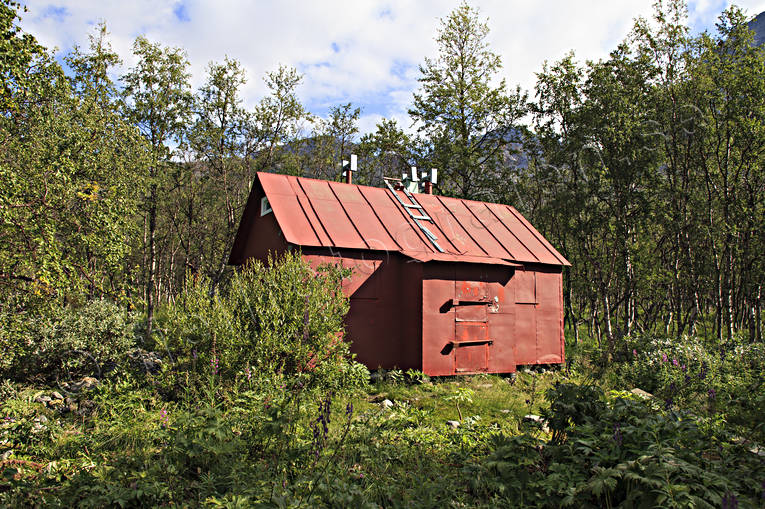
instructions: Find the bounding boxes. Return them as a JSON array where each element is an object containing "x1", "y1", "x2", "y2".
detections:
[{"x1": 229, "y1": 172, "x2": 570, "y2": 376}]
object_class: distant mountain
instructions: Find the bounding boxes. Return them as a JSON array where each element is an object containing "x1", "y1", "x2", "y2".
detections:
[{"x1": 749, "y1": 11, "x2": 765, "y2": 46}]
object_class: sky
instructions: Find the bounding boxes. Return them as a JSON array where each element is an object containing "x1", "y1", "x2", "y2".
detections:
[{"x1": 20, "y1": 0, "x2": 765, "y2": 136}]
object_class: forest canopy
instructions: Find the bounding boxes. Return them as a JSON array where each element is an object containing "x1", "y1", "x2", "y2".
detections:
[{"x1": 2, "y1": 0, "x2": 762, "y2": 346}]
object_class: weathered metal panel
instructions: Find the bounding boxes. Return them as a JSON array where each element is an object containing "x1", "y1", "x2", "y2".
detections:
[
  {"x1": 455, "y1": 343, "x2": 488, "y2": 372},
  {"x1": 515, "y1": 270, "x2": 536, "y2": 304},
  {"x1": 456, "y1": 281, "x2": 489, "y2": 303},
  {"x1": 455, "y1": 322, "x2": 488, "y2": 341},
  {"x1": 421, "y1": 264, "x2": 457, "y2": 376},
  {"x1": 302, "y1": 251, "x2": 421, "y2": 371},
  {"x1": 536, "y1": 270, "x2": 564, "y2": 364},
  {"x1": 438, "y1": 197, "x2": 511, "y2": 259},
  {"x1": 455, "y1": 303, "x2": 488, "y2": 322},
  {"x1": 514, "y1": 303, "x2": 537, "y2": 365},
  {"x1": 299, "y1": 180, "x2": 365, "y2": 247},
  {"x1": 329, "y1": 184, "x2": 400, "y2": 251},
  {"x1": 422, "y1": 263, "x2": 520, "y2": 376},
  {"x1": 252, "y1": 172, "x2": 569, "y2": 266},
  {"x1": 487, "y1": 203, "x2": 570, "y2": 266}
]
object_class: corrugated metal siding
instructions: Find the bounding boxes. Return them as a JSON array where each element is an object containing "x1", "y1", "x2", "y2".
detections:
[{"x1": 244, "y1": 172, "x2": 570, "y2": 267}]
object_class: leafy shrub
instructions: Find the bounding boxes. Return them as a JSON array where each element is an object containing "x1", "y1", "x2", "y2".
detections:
[
  {"x1": 157, "y1": 251, "x2": 361, "y2": 394},
  {"x1": 3, "y1": 299, "x2": 139, "y2": 382},
  {"x1": 475, "y1": 382, "x2": 765, "y2": 508}
]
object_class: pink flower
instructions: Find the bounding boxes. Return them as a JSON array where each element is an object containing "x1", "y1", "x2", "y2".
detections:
[
  {"x1": 632, "y1": 349, "x2": 638, "y2": 358},
  {"x1": 662, "y1": 353, "x2": 668, "y2": 363},
  {"x1": 673, "y1": 359, "x2": 679, "y2": 367}
]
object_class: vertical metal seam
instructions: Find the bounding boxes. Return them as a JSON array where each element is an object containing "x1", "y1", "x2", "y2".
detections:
[
  {"x1": 434, "y1": 195, "x2": 490, "y2": 256},
  {"x1": 506, "y1": 205, "x2": 564, "y2": 264},
  {"x1": 356, "y1": 186, "x2": 403, "y2": 252},
  {"x1": 483, "y1": 203, "x2": 539, "y2": 262},
  {"x1": 327, "y1": 182, "x2": 370, "y2": 250},
  {"x1": 295, "y1": 178, "x2": 335, "y2": 246},
  {"x1": 463, "y1": 201, "x2": 515, "y2": 259},
  {"x1": 286, "y1": 176, "x2": 324, "y2": 246}
]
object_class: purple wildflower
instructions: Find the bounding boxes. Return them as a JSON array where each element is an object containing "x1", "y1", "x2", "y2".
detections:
[
  {"x1": 708, "y1": 388, "x2": 716, "y2": 400},
  {"x1": 672, "y1": 358, "x2": 679, "y2": 367},
  {"x1": 613, "y1": 422, "x2": 623, "y2": 446},
  {"x1": 662, "y1": 353, "x2": 668, "y2": 363},
  {"x1": 722, "y1": 492, "x2": 738, "y2": 509},
  {"x1": 632, "y1": 349, "x2": 638, "y2": 359},
  {"x1": 245, "y1": 366, "x2": 251, "y2": 381},
  {"x1": 210, "y1": 355, "x2": 219, "y2": 375},
  {"x1": 681, "y1": 364, "x2": 687, "y2": 372},
  {"x1": 159, "y1": 409, "x2": 169, "y2": 428},
  {"x1": 192, "y1": 348, "x2": 197, "y2": 360},
  {"x1": 346, "y1": 402, "x2": 354, "y2": 417}
]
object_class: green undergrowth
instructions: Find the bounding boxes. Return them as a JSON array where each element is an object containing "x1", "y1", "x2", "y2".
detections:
[
  {"x1": 0, "y1": 369, "x2": 573, "y2": 508},
  {"x1": 3, "y1": 361, "x2": 763, "y2": 507}
]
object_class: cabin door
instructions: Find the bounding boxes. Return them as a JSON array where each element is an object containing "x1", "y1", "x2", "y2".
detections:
[{"x1": 452, "y1": 281, "x2": 492, "y2": 373}]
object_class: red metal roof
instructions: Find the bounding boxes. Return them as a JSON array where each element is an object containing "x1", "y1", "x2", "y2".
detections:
[{"x1": 235, "y1": 172, "x2": 570, "y2": 266}]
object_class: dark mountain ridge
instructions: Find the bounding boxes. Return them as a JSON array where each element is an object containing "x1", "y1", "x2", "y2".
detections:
[{"x1": 749, "y1": 10, "x2": 765, "y2": 46}]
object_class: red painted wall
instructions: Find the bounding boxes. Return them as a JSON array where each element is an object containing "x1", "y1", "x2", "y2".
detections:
[{"x1": 421, "y1": 263, "x2": 564, "y2": 376}]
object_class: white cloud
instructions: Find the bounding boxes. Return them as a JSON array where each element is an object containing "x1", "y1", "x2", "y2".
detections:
[{"x1": 19, "y1": 0, "x2": 765, "y2": 137}]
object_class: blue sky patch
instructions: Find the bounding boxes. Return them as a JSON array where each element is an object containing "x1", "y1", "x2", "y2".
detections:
[
  {"x1": 174, "y1": 2, "x2": 191, "y2": 23},
  {"x1": 39, "y1": 5, "x2": 68, "y2": 22}
]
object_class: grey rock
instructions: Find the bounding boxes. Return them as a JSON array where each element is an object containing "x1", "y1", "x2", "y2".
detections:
[
  {"x1": 630, "y1": 388, "x2": 653, "y2": 399},
  {"x1": 35, "y1": 415, "x2": 48, "y2": 424},
  {"x1": 446, "y1": 420, "x2": 461, "y2": 428},
  {"x1": 35, "y1": 395, "x2": 52, "y2": 404},
  {"x1": 51, "y1": 391, "x2": 64, "y2": 400},
  {"x1": 62, "y1": 376, "x2": 99, "y2": 394},
  {"x1": 523, "y1": 414, "x2": 549, "y2": 432},
  {"x1": 129, "y1": 350, "x2": 163, "y2": 374},
  {"x1": 381, "y1": 399, "x2": 394, "y2": 409}
]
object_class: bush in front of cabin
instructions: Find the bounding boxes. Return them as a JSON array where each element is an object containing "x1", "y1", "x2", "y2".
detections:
[{"x1": 157, "y1": 251, "x2": 365, "y2": 394}]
